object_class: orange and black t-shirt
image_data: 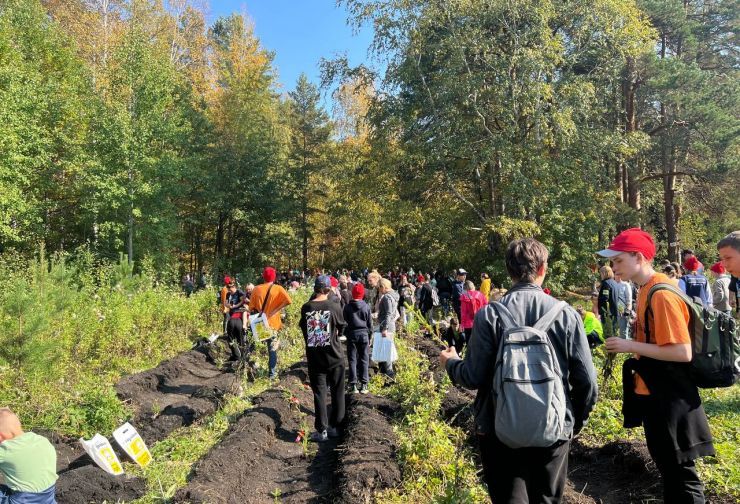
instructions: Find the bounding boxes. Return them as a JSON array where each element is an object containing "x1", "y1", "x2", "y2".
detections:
[
  {"x1": 248, "y1": 282, "x2": 292, "y2": 330},
  {"x1": 632, "y1": 273, "x2": 691, "y2": 395}
]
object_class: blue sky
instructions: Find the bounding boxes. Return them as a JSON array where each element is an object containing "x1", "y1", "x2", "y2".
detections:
[{"x1": 206, "y1": 1, "x2": 374, "y2": 96}]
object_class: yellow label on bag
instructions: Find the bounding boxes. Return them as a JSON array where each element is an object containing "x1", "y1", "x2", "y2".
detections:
[
  {"x1": 79, "y1": 434, "x2": 125, "y2": 476},
  {"x1": 113, "y1": 422, "x2": 153, "y2": 468}
]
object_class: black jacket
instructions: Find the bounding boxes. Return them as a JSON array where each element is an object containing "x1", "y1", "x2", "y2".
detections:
[
  {"x1": 300, "y1": 299, "x2": 346, "y2": 371},
  {"x1": 622, "y1": 357, "x2": 715, "y2": 464},
  {"x1": 342, "y1": 300, "x2": 372, "y2": 341}
]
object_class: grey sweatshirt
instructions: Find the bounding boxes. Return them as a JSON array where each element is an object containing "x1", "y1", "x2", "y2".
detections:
[
  {"x1": 378, "y1": 290, "x2": 400, "y2": 333},
  {"x1": 446, "y1": 283, "x2": 598, "y2": 438},
  {"x1": 713, "y1": 275, "x2": 732, "y2": 312}
]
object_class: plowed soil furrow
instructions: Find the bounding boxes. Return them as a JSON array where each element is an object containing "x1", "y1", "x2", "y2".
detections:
[
  {"x1": 176, "y1": 364, "x2": 333, "y2": 503},
  {"x1": 55, "y1": 346, "x2": 238, "y2": 504},
  {"x1": 332, "y1": 394, "x2": 402, "y2": 503}
]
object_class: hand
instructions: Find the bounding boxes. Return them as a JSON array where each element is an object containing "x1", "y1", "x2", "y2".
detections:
[
  {"x1": 605, "y1": 336, "x2": 633, "y2": 354},
  {"x1": 439, "y1": 346, "x2": 459, "y2": 367}
]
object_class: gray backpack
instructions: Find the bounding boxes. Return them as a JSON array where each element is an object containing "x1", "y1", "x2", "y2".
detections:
[{"x1": 492, "y1": 301, "x2": 568, "y2": 448}]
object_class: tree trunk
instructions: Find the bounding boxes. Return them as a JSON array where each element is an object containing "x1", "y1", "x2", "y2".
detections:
[
  {"x1": 301, "y1": 199, "x2": 308, "y2": 271},
  {"x1": 622, "y1": 57, "x2": 641, "y2": 213}
]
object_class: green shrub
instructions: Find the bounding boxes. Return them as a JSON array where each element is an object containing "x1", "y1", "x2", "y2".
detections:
[{"x1": 0, "y1": 253, "x2": 216, "y2": 436}]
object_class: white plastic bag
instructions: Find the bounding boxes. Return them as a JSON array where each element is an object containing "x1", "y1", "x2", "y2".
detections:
[
  {"x1": 250, "y1": 312, "x2": 274, "y2": 341},
  {"x1": 371, "y1": 332, "x2": 399, "y2": 363},
  {"x1": 113, "y1": 422, "x2": 152, "y2": 467},
  {"x1": 79, "y1": 434, "x2": 124, "y2": 475}
]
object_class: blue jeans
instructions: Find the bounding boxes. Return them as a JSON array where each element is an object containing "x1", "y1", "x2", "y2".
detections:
[
  {"x1": 0, "y1": 485, "x2": 56, "y2": 504},
  {"x1": 267, "y1": 337, "x2": 279, "y2": 378}
]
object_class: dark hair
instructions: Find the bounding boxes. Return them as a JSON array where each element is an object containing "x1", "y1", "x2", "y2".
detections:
[
  {"x1": 681, "y1": 249, "x2": 694, "y2": 257},
  {"x1": 505, "y1": 238, "x2": 549, "y2": 283},
  {"x1": 314, "y1": 286, "x2": 331, "y2": 295},
  {"x1": 717, "y1": 231, "x2": 740, "y2": 253}
]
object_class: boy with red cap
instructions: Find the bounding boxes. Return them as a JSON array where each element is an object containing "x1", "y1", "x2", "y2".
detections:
[
  {"x1": 709, "y1": 262, "x2": 732, "y2": 316},
  {"x1": 248, "y1": 266, "x2": 292, "y2": 379},
  {"x1": 342, "y1": 282, "x2": 372, "y2": 394},
  {"x1": 598, "y1": 228, "x2": 714, "y2": 503},
  {"x1": 679, "y1": 256, "x2": 712, "y2": 307}
]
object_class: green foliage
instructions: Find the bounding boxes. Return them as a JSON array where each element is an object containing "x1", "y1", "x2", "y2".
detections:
[
  {"x1": 0, "y1": 253, "x2": 216, "y2": 436},
  {"x1": 377, "y1": 337, "x2": 488, "y2": 502}
]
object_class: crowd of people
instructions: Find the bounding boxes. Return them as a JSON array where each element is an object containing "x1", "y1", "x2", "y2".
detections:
[{"x1": 2, "y1": 230, "x2": 738, "y2": 504}]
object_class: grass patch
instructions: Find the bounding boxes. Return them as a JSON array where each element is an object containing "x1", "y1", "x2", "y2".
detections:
[{"x1": 373, "y1": 325, "x2": 488, "y2": 503}]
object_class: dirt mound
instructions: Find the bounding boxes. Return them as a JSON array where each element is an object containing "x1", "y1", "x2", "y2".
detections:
[
  {"x1": 56, "y1": 465, "x2": 146, "y2": 504},
  {"x1": 176, "y1": 365, "x2": 340, "y2": 503},
  {"x1": 38, "y1": 429, "x2": 148, "y2": 504},
  {"x1": 333, "y1": 394, "x2": 402, "y2": 503},
  {"x1": 116, "y1": 347, "x2": 239, "y2": 443},
  {"x1": 564, "y1": 439, "x2": 660, "y2": 503}
]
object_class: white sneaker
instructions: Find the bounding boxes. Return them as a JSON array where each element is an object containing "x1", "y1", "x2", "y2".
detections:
[
  {"x1": 310, "y1": 430, "x2": 328, "y2": 442},
  {"x1": 339, "y1": 335, "x2": 347, "y2": 342}
]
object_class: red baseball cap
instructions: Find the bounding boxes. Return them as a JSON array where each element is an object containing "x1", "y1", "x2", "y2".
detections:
[
  {"x1": 223, "y1": 275, "x2": 231, "y2": 286},
  {"x1": 262, "y1": 267, "x2": 276, "y2": 283},
  {"x1": 596, "y1": 228, "x2": 656, "y2": 261},
  {"x1": 684, "y1": 256, "x2": 700, "y2": 272},
  {"x1": 352, "y1": 283, "x2": 365, "y2": 300},
  {"x1": 710, "y1": 261, "x2": 725, "y2": 274},
  {"x1": 330, "y1": 276, "x2": 339, "y2": 288}
]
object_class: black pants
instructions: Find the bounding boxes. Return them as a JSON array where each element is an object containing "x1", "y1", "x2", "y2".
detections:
[
  {"x1": 347, "y1": 336, "x2": 370, "y2": 385},
  {"x1": 226, "y1": 316, "x2": 245, "y2": 360},
  {"x1": 641, "y1": 397, "x2": 706, "y2": 503},
  {"x1": 309, "y1": 365, "x2": 346, "y2": 432},
  {"x1": 444, "y1": 330, "x2": 466, "y2": 355},
  {"x1": 479, "y1": 432, "x2": 569, "y2": 503}
]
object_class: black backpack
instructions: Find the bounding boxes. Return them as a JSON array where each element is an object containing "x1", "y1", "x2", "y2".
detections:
[{"x1": 645, "y1": 283, "x2": 739, "y2": 388}]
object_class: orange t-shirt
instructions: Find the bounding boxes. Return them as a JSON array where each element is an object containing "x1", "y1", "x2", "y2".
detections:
[
  {"x1": 220, "y1": 286, "x2": 229, "y2": 313},
  {"x1": 248, "y1": 282, "x2": 292, "y2": 330},
  {"x1": 632, "y1": 273, "x2": 691, "y2": 395}
]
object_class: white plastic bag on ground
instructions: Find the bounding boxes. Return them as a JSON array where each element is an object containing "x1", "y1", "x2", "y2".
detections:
[
  {"x1": 79, "y1": 434, "x2": 124, "y2": 475},
  {"x1": 113, "y1": 422, "x2": 152, "y2": 467},
  {"x1": 371, "y1": 332, "x2": 399, "y2": 363}
]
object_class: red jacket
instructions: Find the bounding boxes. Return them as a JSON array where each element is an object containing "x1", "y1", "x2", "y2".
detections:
[{"x1": 460, "y1": 290, "x2": 488, "y2": 329}]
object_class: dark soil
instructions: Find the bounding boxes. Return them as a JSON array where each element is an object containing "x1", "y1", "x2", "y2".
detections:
[
  {"x1": 115, "y1": 346, "x2": 239, "y2": 443},
  {"x1": 49, "y1": 429, "x2": 147, "y2": 504},
  {"x1": 55, "y1": 465, "x2": 147, "y2": 504},
  {"x1": 565, "y1": 439, "x2": 737, "y2": 504},
  {"x1": 54, "y1": 346, "x2": 237, "y2": 504},
  {"x1": 175, "y1": 363, "x2": 338, "y2": 503},
  {"x1": 332, "y1": 394, "x2": 403, "y2": 503},
  {"x1": 564, "y1": 439, "x2": 660, "y2": 503}
]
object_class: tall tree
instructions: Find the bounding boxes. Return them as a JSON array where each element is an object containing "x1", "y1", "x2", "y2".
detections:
[{"x1": 288, "y1": 74, "x2": 332, "y2": 270}]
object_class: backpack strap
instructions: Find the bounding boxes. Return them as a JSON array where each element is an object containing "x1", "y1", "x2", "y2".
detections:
[
  {"x1": 645, "y1": 282, "x2": 707, "y2": 356},
  {"x1": 533, "y1": 301, "x2": 568, "y2": 333},
  {"x1": 260, "y1": 284, "x2": 275, "y2": 315},
  {"x1": 492, "y1": 301, "x2": 518, "y2": 329},
  {"x1": 644, "y1": 283, "x2": 692, "y2": 344}
]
